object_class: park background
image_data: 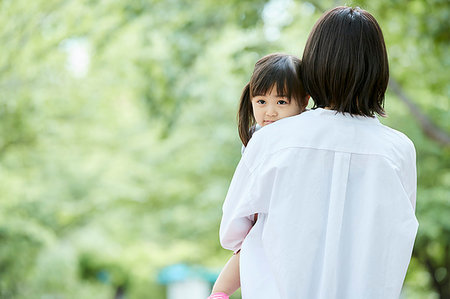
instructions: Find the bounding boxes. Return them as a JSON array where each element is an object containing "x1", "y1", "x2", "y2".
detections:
[{"x1": 0, "y1": 0, "x2": 449, "y2": 298}]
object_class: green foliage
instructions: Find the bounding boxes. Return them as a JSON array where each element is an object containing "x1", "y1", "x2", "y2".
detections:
[
  {"x1": 0, "y1": 0, "x2": 448, "y2": 298},
  {"x1": 0, "y1": 220, "x2": 45, "y2": 297}
]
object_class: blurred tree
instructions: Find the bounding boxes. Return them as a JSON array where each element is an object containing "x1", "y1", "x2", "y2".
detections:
[{"x1": 0, "y1": 0, "x2": 448, "y2": 298}]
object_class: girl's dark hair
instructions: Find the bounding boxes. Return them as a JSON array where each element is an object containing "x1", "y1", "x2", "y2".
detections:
[
  {"x1": 238, "y1": 53, "x2": 308, "y2": 146},
  {"x1": 301, "y1": 6, "x2": 389, "y2": 117}
]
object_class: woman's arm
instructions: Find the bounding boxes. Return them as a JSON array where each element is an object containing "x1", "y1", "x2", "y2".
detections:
[{"x1": 210, "y1": 251, "x2": 241, "y2": 296}]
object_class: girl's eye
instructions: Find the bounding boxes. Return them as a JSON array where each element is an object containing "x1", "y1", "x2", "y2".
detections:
[
  {"x1": 256, "y1": 99, "x2": 266, "y2": 104},
  {"x1": 278, "y1": 100, "x2": 288, "y2": 105}
]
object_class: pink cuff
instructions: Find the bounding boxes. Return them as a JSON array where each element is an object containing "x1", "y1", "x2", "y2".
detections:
[{"x1": 208, "y1": 292, "x2": 229, "y2": 299}]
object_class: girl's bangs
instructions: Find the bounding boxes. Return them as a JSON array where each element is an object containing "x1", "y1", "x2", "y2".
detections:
[{"x1": 251, "y1": 70, "x2": 298, "y2": 101}]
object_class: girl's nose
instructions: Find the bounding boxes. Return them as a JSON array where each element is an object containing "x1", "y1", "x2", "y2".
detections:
[{"x1": 266, "y1": 107, "x2": 277, "y2": 116}]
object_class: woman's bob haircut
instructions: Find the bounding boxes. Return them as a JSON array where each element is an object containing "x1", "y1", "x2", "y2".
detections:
[{"x1": 302, "y1": 6, "x2": 389, "y2": 117}]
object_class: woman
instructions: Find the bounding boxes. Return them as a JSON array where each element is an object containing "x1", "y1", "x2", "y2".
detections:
[{"x1": 217, "y1": 6, "x2": 417, "y2": 299}]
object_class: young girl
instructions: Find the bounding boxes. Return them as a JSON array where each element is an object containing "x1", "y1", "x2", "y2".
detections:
[{"x1": 208, "y1": 53, "x2": 309, "y2": 299}]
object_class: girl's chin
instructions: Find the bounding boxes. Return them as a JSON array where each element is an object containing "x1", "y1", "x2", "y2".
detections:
[{"x1": 263, "y1": 121, "x2": 275, "y2": 125}]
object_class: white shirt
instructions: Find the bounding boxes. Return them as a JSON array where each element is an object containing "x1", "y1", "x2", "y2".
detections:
[{"x1": 220, "y1": 108, "x2": 418, "y2": 299}]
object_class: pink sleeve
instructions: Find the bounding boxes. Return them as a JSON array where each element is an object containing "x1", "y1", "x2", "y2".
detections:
[{"x1": 208, "y1": 292, "x2": 229, "y2": 299}]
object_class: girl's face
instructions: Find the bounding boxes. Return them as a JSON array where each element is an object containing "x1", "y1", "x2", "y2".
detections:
[{"x1": 251, "y1": 85, "x2": 303, "y2": 127}]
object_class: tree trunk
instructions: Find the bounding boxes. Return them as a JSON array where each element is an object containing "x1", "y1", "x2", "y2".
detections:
[{"x1": 389, "y1": 78, "x2": 450, "y2": 147}]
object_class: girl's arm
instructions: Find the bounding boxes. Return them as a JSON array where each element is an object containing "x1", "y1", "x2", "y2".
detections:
[{"x1": 210, "y1": 251, "x2": 241, "y2": 296}]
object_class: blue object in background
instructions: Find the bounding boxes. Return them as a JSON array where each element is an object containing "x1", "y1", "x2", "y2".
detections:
[{"x1": 158, "y1": 263, "x2": 218, "y2": 285}]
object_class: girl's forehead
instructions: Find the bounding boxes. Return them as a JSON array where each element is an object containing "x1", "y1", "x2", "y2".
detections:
[{"x1": 252, "y1": 84, "x2": 287, "y2": 96}]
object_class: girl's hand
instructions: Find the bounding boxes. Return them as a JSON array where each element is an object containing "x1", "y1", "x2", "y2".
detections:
[{"x1": 207, "y1": 292, "x2": 229, "y2": 299}]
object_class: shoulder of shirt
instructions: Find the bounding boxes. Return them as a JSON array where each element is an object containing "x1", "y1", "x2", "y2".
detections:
[
  {"x1": 377, "y1": 121, "x2": 416, "y2": 153},
  {"x1": 241, "y1": 110, "x2": 416, "y2": 172},
  {"x1": 240, "y1": 113, "x2": 307, "y2": 171}
]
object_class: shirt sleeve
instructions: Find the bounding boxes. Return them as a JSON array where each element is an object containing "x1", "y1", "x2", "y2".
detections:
[
  {"x1": 404, "y1": 141, "x2": 417, "y2": 210},
  {"x1": 219, "y1": 158, "x2": 257, "y2": 252}
]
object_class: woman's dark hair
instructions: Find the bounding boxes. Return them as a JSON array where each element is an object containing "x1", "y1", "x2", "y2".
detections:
[
  {"x1": 238, "y1": 53, "x2": 308, "y2": 146},
  {"x1": 301, "y1": 6, "x2": 389, "y2": 117}
]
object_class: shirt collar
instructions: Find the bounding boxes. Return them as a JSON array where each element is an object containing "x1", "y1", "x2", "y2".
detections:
[{"x1": 311, "y1": 108, "x2": 381, "y2": 124}]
